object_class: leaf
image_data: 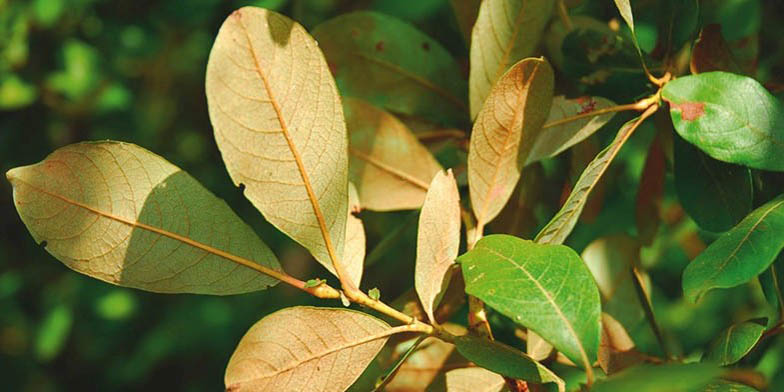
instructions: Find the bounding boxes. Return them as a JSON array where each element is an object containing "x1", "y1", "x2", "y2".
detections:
[
  {"x1": 525, "y1": 95, "x2": 618, "y2": 165},
  {"x1": 468, "y1": 0, "x2": 555, "y2": 118},
  {"x1": 6, "y1": 141, "x2": 280, "y2": 295},
  {"x1": 344, "y1": 97, "x2": 442, "y2": 211},
  {"x1": 526, "y1": 331, "x2": 553, "y2": 361},
  {"x1": 759, "y1": 253, "x2": 784, "y2": 313},
  {"x1": 682, "y1": 194, "x2": 784, "y2": 302},
  {"x1": 450, "y1": 0, "x2": 481, "y2": 45},
  {"x1": 662, "y1": 72, "x2": 784, "y2": 171},
  {"x1": 454, "y1": 335, "x2": 565, "y2": 392},
  {"x1": 206, "y1": 7, "x2": 348, "y2": 279},
  {"x1": 415, "y1": 170, "x2": 461, "y2": 323},
  {"x1": 674, "y1": 135, "x2": 753, "y2": 233},
  {"x1": 535, "y1": 113, "x2": 650, "y2": 245},
  {"x1": 386, "y1": 324, "x2": 470, "y2": 391},
  {"x1": 458, "y1": 235, "x2": 602, "y2": 370},
  {"x1": 345, "y1": 183, "x2": 365, "y2": 288},
  {"x1": 312, "y1": 11, "x2": 468, "y2": 126},
  {"x1": 613, "y1": 0, "x2": 635, "y2": 35},
  {"x1": 599, "y1": 313, "x2": 645, "y2": 375},
  {"x1": 592, "y1": 363, "x2": 721, "y2": 392},
  {"x1": 445, "y1": 368, "x2": 509, "y2": 392},
  {"x1": 702, "y1": 380, "x2": 759, "y2": 392},
  {"x1": 703, "y1": 320, "x2": 765, "y2": 366},
  {"x1": 635, "y1": 132, "x2": 666, "y2": 245},
  {"x1": 468, "y1": 58, "x2": 554, "y2": 228},
  {"x1": 225, "y1": 307, "x2": 392, "y2": 392},
  {"x1": 690, "y1": 24, "x2": 743, "y2": 75}
]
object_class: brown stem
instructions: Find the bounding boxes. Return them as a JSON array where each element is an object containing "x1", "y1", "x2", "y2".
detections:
[
  {"x1": 631, "y1": 267, "x2": 671, "y2": 359},
  {"x1": 542, "y1": 95, "x2": 657, "y2": 130}
]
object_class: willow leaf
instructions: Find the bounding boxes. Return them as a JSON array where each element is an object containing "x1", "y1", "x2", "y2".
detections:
[
  {"x1": 703, "y1": 320, "x2": 765, "y2": 366},
  {"x1": 344, "y1": 97, "x2": 442, "y2": 211},
  {"x1": 6, "y1": 141, "x2": 280, "y2": 295},
  {"x1": 468, "y1": 58, "x2": 554, "y2": 229},
  {"x1": 225, "y1": 307, "x2": 391, "y2": 392},
  {"x1": 415, "y1": 170, "x2": 461, "y2": 323},
  {"x1": 469, "y1": 0, "x2": 554, "y2": 118},
  {"x1": 445, "y1": 368, "x2": 509, "y2": 392},
  {"x1": 683, "y1": 194, "x2": 784, "y2": 302},
  {"x1": 206, "y1": 7, "x2": 348, "y2": 278}
]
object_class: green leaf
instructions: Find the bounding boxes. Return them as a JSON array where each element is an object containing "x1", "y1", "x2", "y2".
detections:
[
  {"x1": 592, "y1": 363, "x2": 721, "y2": 392},
  {"x1": 702, "y1": 380, "x2": 759, "y2": 391},
  {"x1": 453, "y1": 335, "x2": 564, "y2": 392},
  {"x1": 458, "y1": 235, "x2": 601, "y2": 370},
  {"x1": 674, "y1": 135, "x2": 753, "y2": 233},
  {"x1": 312, "y1": 11, "x2": 468, "y2": 126},
  {"x1": 6, "y1": 141, "x2": 281, "y2": 294},
  {"x1": 703, "y1": 320, "x2": 765, "y2": 366},
  {"x1": 759, "y1": 253, "x2": 784, "y2": 314},
  {"x1": 662, "y1": 72, "x2": 784, "y2": 171},
  {"x1": 683, "y1": 194, "x2": 784, "y2": 302},
  {"x1": 206, "y1": 7, "x2": 349, "y2": 278},
  {"x1": 368, "y1": 287, "x2": 381, "y2": 301},
  {"x1": 225, "y1": 307, "x2": 392, "y2": 392},
  {"x1": 35, "y1": 304, "x2": 72, "y2": 362},
  {"x1": 468, "y1": 0, "x2": 554, "y2": 118},
  {"x1": 0, "y1": 74, "x2": 37, "y2": 109}
]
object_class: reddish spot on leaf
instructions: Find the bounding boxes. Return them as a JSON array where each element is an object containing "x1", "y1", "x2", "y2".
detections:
[
  {"x1": 422, "y1": 42, "x2": 430, "y2": 51},
  {"x1": 671, "y1": 101, "x2": 706, "y2": 121},
  {"x1": 375, "y1": 41, "x2": 384, "y2": 51},
  {"x1": 576, "y1": 96, "x2": 597, "y2": 115}
]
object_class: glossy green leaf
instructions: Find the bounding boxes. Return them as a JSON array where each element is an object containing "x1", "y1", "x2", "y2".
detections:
[
  {"x1": 313, "y1": 11, "x2": 468, "y2": 126},
  {"x1": 592, "y1": 363, "x2": 721, "y2": 392},
  {"x1": 6, "y1": 142, "x2": 280, "y2": 294},
  {"x1": 458, "y1": 235, "x2": 601, "y2": 370},
  {"x1": 454, "y1": 335, "x2": 564, "y2": 392},
  {"x1": 468, "y1": 0, "x2": 554, "y2": 118},
  {"x1": 703, "y1": 320, "x2": 765, "y2": 366},
  {"x1": 683, "y1": 194, "x2": 784, "y2": 302},
  {"x1": 662, "y1": 72, "x2": 784, "y2": 171},
  {"x1": 759, "y1": 253, "x2": 784, "y2": 313},
  {"x1": 674, "y1": 135, "x2": 753, "y2": 233}
]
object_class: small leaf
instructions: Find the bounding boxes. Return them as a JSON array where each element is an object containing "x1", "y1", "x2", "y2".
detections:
[
  {"x1": 592, "y1": 363, "x2": 721, "y2": 392},
  {"x1": 369, "y1": 287, "x2": 381, "y2": 301},
  {"x1": 454, "y1": 335, "x2": 564, "y2": 391},
  {"x1": 6, "y1": 141, "x2": 280, "y2": 294},
  {"x1": 206, "y1": 7, "x2": 348, "y2": 278},
  {"x1": 312, "y1": 11, "x2": 468, "y2": 126},
  {"x1": 703, "y1": 320, "x2": 765, "y2": 366},
  {"x1": 225, "y1": 307, "x2": 392, "y2": 392},
  {"x1": 344, "y1": 97, "x2": 442, "y2": 211},
  {"x1": 599, "y1": 313, "x2": 644, "y2": 375},
  {"x1": 445, "y1": 368, "x2": 509, "y2": 392},
  {"x1": 304, "y1": 279, "x2": 325, "y2": 288},
  {"x1": 690, "y1": 24, "x2": 743, "y2": 74},
  {"x1": 759, "y1": 253, "x2": 784, "y2": 313},
  {"x1": 526, "y1": 95, "x2": 618, "y2": 165},
  {"x1": 613, "y1": 0, "x2": 635, "y2": 35},
  {"x1": 536, "y1": 114, "x2": 648, "y2": 245},
  {"x1": 662, "y1": 72, "x2": 784, "y2": 171},
  {"x1": 468, "y1": 0, "x2": 555, "y2": 118},
  {"x1": 345, "y1": 182, "x2": 365, "y2": 288},
  {"x1": 682, "y1": 194, "x2": 784, "y2": 302},
  {"x1": 415, "y1": 170, "x2": 461, "y2": 323},
  {"x1": 674, "y1": 135, "x2": 753, "y2": 233},
  {"x1": 459, "y1": 235, "x2": 602, "y2": 370},
  {"x1": 468, "y1": 58, "x2": 554, "y2": 228},
  {"x1": 526, "y1": 331, "x2": 553, "y2": 361}
]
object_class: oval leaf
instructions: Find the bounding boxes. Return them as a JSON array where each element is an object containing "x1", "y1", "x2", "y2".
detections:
[
  {"x1": 454, "y1": 335, "x2": 565, "y2": 392},
  {"x1": 682, "y1": 194, "x2": 784, "y2": 302},
  {"x1": 703, "y1": 320, "x2": 765, "y2": 366},
  {"x1": 445, "y1": 368, "x2": 509, "y2": 392},
  {"x1": 690, "y1": 24, "x2": 743, "y2": 75},
  {"x1": 225, "y1": 307, "x2": 391, "y2": 392},
  {"x1": 344, "y1": 97, "x2": 442, "y2": 211},
  {"x1": 6, "y1": 141, "x2": 280, "y2": 294},
  {"x1": 458, "y1": 234, "x2": 602, "y2": 370},
  {"x1": 526, "y1": 95, "x2": 617, "y2": 165},
  {"x1": 662, "y1": 72, "x2": 784, "y2": 171},
  {"x1": 206, "y1": 7, "x2": 348, "y2": 277},
  {"x1": 312, "y1": 11, "x2": 468, "y2": 126},
  {"x1": 468, "y1": 58, "x2": 554, "y2": 228},
  {"x1": 469, "y1": 0, "x2": 555, "y2": 118},
  {"x1": 415, "y1": 170, "x2": 461, "y2": 323},
  {"x1": 592, "y1": 363, "x2": 721, "y2": 392}
]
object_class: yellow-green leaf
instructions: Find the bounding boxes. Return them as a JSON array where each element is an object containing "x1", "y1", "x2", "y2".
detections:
[
  {"x1": 345, "y1": 97, "x2": 442, "y2": 211},
  {"x1": 415, "y1": 170, "x2": 461, "y2": 323},
  {"x1": 469, "y1": 0, "x2": 554, "y2": 118},
  {"x1": 468, "y1": 58, "x2": 554, "y2": 229},
  {"x1": 6, "y1": 141, "x2": 280, "y2": 294},
  {"x1": 205, "y1": 7, "x2": 348, "y2": 278},
  {"x1": 225, "y1": 307, "x2": 391, "y2": 392}
]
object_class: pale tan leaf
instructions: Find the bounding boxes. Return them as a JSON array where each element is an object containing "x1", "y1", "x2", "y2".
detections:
[
  {"x1": 415, "y1": 170, "x2": 461, "y2": 323},
  {"x1": 469, "y1": 0, "x2": 555, "y2": 118},
  {"x1": 445, "y1": 368, "x2": 510, "y2": 392},
  {"x1": 526, "y1": 331, "x2": 553, "y2": 361},
  {"x1": 468, "y1": 58, "x2": 554, "y2": 229},
  {"x1": 599, "y1": 312, "x2": 643, "y2": 375},
  {"x1": 345, "y1": 183, "x2": 365, "y2": 288},
  {"x1": 6, "y1": 141, "x2": 280, "y2": 294},
  {"x1": 387, "y1": 324, "x2": 469, "y2": 392},
  {"x1": 225, "y1": 307, "x2": 392, "y2": 392},
  {"x1": 206, "y1": 7, "x2": 348, "y2": 279},
  {"x1": 526, "y1": 95, "x2": 617, "y2": 165},
  {"x1": 344, "y1": 97, "x2": 443, "y2": 211}
]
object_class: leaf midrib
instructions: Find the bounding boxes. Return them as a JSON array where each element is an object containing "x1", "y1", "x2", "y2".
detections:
[{"x1": 349, "y1": 147, "x2": 431, "y2": 190}]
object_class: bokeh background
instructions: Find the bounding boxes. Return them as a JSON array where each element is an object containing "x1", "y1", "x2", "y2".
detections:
[{"x1": 1, "y1": 0, "x2": 784, "y2": 391}]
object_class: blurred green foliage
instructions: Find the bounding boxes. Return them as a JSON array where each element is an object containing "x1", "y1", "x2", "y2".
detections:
[{"x1": 1, "y1": 0, "x2": 784, "y2": 390}]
